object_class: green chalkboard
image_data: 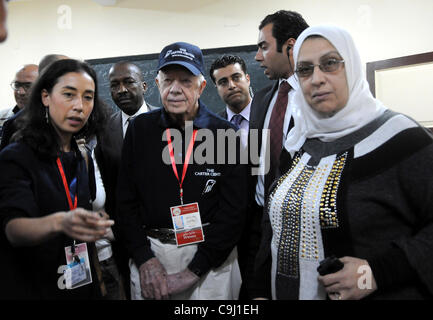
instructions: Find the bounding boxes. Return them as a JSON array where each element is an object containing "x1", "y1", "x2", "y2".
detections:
[{"x1": 86, "y1": 45, "x2": 269, "y2": 114}]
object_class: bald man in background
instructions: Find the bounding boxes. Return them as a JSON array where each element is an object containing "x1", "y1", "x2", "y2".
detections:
[
  {"x1": 2, "y1": 64, "x2": 38, "y2": 115},
  {"x1": 0, "y1": 55, "x2": 68, "y2": 150},
  {"x1": 0, "y1": 64, "x2": 38, "y2": 144},
  {"x1": 38, "y1": 54, "x2": 69, "y2": 74}
]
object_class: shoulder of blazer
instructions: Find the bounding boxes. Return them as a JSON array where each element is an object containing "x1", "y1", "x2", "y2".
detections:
[
  {"x1": 98, "y1": 111, "x2": 123, "y2": 146},
  {"x1": 147, "y1": 103, "x2": 159, "y2": 111},
  {"x1": 250, "y1": 81, "x2": 278, "y2": 129},
  {"x1": 217, "y1": 108, "x2": 228, "y2": 120}
]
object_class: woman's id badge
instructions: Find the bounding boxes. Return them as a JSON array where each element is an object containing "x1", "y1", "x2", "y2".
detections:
[
  {"x1": 64, "y1": 243, "x2": 93, "y2": 289},
  {"x1": 170, "y1": 202, "x2": 204, "y2": 246}
]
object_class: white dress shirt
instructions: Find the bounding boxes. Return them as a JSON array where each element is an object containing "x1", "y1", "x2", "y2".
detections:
[
  {"x1": 122, "y1": 102, "x2": 150, "y2": 137},
  {"x1": 255, "y1": 75, "x2": 299, "y2": 207},
  {"x1": 226, "y1": 101, "x2": 251, "y2": 148}
]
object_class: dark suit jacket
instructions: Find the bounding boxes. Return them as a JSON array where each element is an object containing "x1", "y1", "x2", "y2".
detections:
[
  {"x1": 0, "y1": 108, "x2": 22, "y2": 151},
  {"x1": 94, "y1": 103, "x2": 157, "y2": 221},
  {"x1": 93, "y1": 103, "x2": 157, "y2": 299},
  {"x1": 218, "y1": 108, "x2": 228, "y2": 120},
  {"x1": 250, "y1": 80, "x2": 298, "y2": 298},
  {"x1": 94, "y1": 111, "x2": 123, "y2": 221},
  {"x1": 218, "y1": 86, "x2": 281, "y2": 299},
  {"x1": 248, "y1": 81, "x2": 280, "y2": 299},
  {"x1": 249, "y1": 81, "x2": 278, "y2": 175}
]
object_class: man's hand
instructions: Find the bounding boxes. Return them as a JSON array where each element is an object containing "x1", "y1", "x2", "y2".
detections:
[
  {"x1": 318, "y1": 256, "x2": 377, "y2": 300},
  {"x1": 138, "y1": 258, "x2": 169, "y2": 300},
  {"x1": 166, "y1": 268, "x2": 200, "y2": 296}
]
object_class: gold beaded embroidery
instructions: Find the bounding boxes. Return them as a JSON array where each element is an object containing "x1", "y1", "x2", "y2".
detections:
[
  {"x1": 269, "y1": 152, "x2": 348, "y2": 279},
  {"x1": 271, "y1": 153, "x2": 315, "y2": 277},
  {"x1": 319, "y1": 152, "x2": 347, "y2": 229}
]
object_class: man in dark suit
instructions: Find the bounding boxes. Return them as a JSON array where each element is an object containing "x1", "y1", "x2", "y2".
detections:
[
  {"x1": 249, "y1": 10, "x2": 309, "y2": 299},
  {"x1": 209, "y1": 54, "x2": 254, "y2": 299},
  {"x1": 210, "y1": 54, "x2": 252, "y2": 147},
  {"x1": 0, "y1": 64, "x2": 38, "y2": 146},
  {"x1": 95, "y1": 61, "x2": 156, "y2": 220},
  {"x1": 94, "y1": 61, "x2": 157, "y2": 299}
]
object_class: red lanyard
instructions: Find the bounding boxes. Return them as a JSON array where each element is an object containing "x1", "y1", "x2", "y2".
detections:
[
  {"x1": 56, "y1": 157, "x2": 78, "y2": 211},
  {"x1": 166, "y1": 128, "x2": 197, "y2": 204}
]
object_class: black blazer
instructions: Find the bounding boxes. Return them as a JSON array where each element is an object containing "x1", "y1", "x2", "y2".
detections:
[
  {"x1": 94, "y1": 111, "x2": 123, "y2": 221},
  {"x1": 94, "y1": 103, "x2": 157, "y2": 221},
  {"x1": 218, "y1": 108, "x2": 228, "y2": 120},
  {"x1": 247, "y1": 81, "x2": 279, "y2": 299},
  {"x1": 216, "y1": 84, "x2": 280, "y2": 299},
  {"x1": 93, "y1": 104, "x2": 157, "y2": 298},
  {"x1": 249, "y1": 81, "x2": 278, "y2": 157}
]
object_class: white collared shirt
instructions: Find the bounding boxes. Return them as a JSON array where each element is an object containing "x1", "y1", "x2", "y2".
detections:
[
  {"x1": 255, "y1": 75, "x2": 299, "y2": 207},
  {"x1": 226, "y1": 101, "x2": 251, "y2": 148},
  {"x1": 122, "y1": 102, "x2": 150, "y2": 137}
]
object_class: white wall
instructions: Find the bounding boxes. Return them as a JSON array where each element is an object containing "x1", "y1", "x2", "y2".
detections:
[{"x1": 0, "y1": 0, "x2": 432, "y2": 111}]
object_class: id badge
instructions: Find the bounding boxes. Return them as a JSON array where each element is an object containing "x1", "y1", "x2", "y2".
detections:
[
  {"x1": 170, "y1": 202, "x2": 205, "y2": 246},
  {"x1": 64, "y1": 243, "x2": 93, "y2": 289}
]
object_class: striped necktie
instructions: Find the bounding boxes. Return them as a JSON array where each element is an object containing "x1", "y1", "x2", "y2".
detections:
[{"x1": 268, "y1": 81, "x2": 291, "y2": 176}]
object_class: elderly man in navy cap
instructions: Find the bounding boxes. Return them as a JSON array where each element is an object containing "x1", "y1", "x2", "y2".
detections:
[{"x1": 116, "y1": 42, "x2": 247, "y2": 300}]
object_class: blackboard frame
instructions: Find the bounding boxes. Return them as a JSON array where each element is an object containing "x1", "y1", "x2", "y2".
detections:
[
  {"x1": 86, "y1": 44, "x2": 258, "y2": 67},
  {"x1": 85, "y1": 44, "x2": 269, "y2": 114}
]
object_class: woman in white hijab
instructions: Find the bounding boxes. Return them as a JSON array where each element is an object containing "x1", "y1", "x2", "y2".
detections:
[{"x1": 254, "y1": 25, "x2": 433, "y2": 300}]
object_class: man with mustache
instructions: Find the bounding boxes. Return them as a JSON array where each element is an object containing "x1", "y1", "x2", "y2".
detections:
[{"x1": 210, "y1": 55, "x2": 252, "y2": 148}]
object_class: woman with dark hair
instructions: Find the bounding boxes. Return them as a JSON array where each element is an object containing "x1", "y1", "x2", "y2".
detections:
[{"x1": 0, "y1": 59, "x2": 114, "y2": 299}]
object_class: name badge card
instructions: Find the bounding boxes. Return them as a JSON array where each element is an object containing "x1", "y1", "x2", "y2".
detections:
[
  {"x1": 170, "y1": 202, "x2": 205, "y2": 247},
  {"x1": 64, "y1": 243, "x2": 93, "y2": 289}
]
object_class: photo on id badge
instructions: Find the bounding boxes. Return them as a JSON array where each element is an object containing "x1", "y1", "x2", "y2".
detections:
[
  {"x1": 170, "y1": 203, "x2": 204, "y2": 246},
  {"x1": 64, "y1": 243, "x2": 93, "y2": 289}
]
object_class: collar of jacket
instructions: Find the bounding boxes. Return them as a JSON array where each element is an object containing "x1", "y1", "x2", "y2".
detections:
[{"x1": 158, "y1": 99, "x2": 213, "y2": 130}]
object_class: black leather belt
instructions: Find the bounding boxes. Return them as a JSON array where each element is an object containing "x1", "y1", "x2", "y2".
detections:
[
  {"x1": 144, "y1": 228, "x2": 176, "y2": 244},
  {"x1": 144, "y1": 223, "x2": 210, "y2": 245}
]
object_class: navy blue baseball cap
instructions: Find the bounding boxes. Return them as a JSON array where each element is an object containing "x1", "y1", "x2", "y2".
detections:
[{"x1": 157, "y1": 42, "x2": 205, "y2": 76}]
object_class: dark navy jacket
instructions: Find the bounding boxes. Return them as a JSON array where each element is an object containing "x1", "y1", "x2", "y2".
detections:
[{"x1": 116, "y1": 102, "x2": 248, "y2": 276}]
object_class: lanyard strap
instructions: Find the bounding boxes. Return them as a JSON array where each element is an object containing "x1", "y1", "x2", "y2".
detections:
[
  {"x1": 166, "y1": 128, "x2": 197, "y2": 204},
  {"x1": 56, "y1": 157, "x2": 78, "y2": 211}
]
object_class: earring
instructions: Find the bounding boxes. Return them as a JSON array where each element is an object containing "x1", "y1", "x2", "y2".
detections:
[{"x1": 45, "y1": 108, "x2": 49, "y2": 124}]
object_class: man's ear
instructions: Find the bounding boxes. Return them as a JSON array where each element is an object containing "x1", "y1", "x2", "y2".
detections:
[
  {"x1": 198, "y1": 79, "x2": 206, "y2": 96},
  {"x1": 41, "y1": 89, "x2": 50, "y2": 107},
  {"x1": 142, "y1": 81, "x2": 147, "y2": 93},
  {"x1": 285, "y1": 38, "x2": 296, "y2": 54}
]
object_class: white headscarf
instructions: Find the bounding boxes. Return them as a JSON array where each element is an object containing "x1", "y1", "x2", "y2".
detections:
[{"x1": 284, "y1": 25, "x2": 387, "y2": 156}]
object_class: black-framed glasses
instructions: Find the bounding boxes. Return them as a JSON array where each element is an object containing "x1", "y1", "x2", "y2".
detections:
[
  {"x1": 10, "y1": 81, "x2": 32, "y2": 91},
  {"x1": 295, "y1": 58, "x2": 345, "y2": 78}
]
